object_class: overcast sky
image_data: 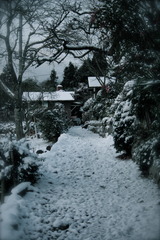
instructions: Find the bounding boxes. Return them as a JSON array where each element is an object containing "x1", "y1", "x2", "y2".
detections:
[{"x1": 24, "y1": 56, "x2": 81, "y2": 84}]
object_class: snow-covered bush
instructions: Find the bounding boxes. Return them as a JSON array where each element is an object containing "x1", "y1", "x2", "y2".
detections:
[
  {"x1": 113, "y1": 79, "x2": 160, "y2": 183},
  {"x1": 81, "y1": 90, "x2": 114, "y2": 123},
  {"x1": 132, "y1": 138, "x2": 154, "y2": 175},
  {"x1": 131, "y1": 80, "x2": 160, "y2": 182},
  {"x1": 134, "y1": 80, "x2": 160, "y2": 136},
  {"x1": 37, "y1": 103, "x2": 69, "y2": 142},
  {"x1": 0, "y1": 122, "x2": 15, "y2": 134},
  {"x1": 11, "y1": 140, "x2": 40, "y2": 184},
  {"x1": 132, "y1": 135, "x2": 160, "y2": 183},
  {"x1": 112, "y1": 80, "x2": 137, "y2": 155},
  {"x1": 0, "y1": 139, "x2": 40, "y2": 194},
  {"x1": 150, "y1": 138, "x2": 160, "y2": 185},
  {"x1": 81, "y1": 97, "x2": 94, "y2": 123}
]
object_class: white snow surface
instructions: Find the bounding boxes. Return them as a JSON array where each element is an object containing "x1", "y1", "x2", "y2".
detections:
[
  {"x1": 1, "y1": 127, "x2": 160, "y2": 240},
  {"x1": 88, "y1": 77, "x2": 115, "y2": 88},
  {"x1": 22, "y1": 91, "x2": 74, "y2": 102}
]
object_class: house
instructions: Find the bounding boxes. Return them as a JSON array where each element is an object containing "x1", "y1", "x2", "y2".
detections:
[
  {"x1": 88, "y1": 76, "x2": 116, "y2": 98},
  {"x1": 22, "y1": 90, "x2": 75, "y2": 118}
]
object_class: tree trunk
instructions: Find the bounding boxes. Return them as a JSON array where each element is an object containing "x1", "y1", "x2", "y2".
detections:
[
  {"x1": 14, "y1": 107, "x2": 24, "y2": 140},
  {"x1": 14, "y1": 87, "x2": 24, "y2": 140}
]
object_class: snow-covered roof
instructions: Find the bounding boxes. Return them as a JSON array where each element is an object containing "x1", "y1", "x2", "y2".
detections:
[
  {"x1": 88, "y1": 76, "x2": 115, "y2": 88},
  {"x1": 23, "y1": 91, "x2": 75, "y2": 102}
]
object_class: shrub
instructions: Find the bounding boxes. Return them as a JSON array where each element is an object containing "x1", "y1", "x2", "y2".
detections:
[
  {"x1": 81, "y1": 90, "x2": 114, "y2": 123},
  {"x1": 37, "y1": 103, "x2": 69, "y2": 142},
  {"x1": 132, "y1": 136, "x2": 160, "y2": 180},
  {"x1": 113, "y1": 80, "x2": 136, "y2": 155},
  {"x1": 0, "y1": 139, "x2": 40, "y2": 194},
  {"x1": 113, "y1": 79, "x2": 160, "y2": 184}
]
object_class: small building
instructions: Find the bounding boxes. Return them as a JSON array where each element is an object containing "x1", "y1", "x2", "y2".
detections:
[
  {"x1": 88, "y1": 76, "x2": 116, "y2": 98},
  {"x1": 22, "y1": 91, "x2": 75, "y2": 118}
]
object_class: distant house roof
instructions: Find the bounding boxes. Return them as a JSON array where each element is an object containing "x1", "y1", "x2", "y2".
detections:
[
  {"x1": 88, "y1": 76, "x2": 116, "y2": 88},
  {"x1": 23, "y1": 91, "x2": 75, "y2": 102}
]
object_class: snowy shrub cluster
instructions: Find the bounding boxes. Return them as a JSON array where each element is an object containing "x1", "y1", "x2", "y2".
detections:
[
  {"x1": 134, "y1": 80, "x2": 160, "y2": 137},
  {"x1": 81, "y1": 97, "x2": 94, "y2": 123},
  {"x1": 131, "y1": 80, "x2": 160, "y2": 181},
  {"x1": 0, "y1": 122, "x2": 15, "y2": 134},
  {"x1": 112, "y1": 81, "x2": 137, "y2": 155},
  {"x1": 37, "y1": 103, "x2": 69, "y2": 142},
  {"x1": 132, "y1": 135, "x2": 160, "y2": 182},
  {"x1": 81, "y1": 90, "x2": 114, "y2": 123},
  {"x1": 132, "y1": 138, "x2": 154, "y2": 174},
  {"x1": 112, "y1": 79, "x2": 160, "y2": 183},
  {"x1": 0, "y1": 139, "x2": 40, "y2": 194}
]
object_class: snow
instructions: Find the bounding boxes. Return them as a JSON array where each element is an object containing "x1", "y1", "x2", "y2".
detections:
[
  {"x1": 1, "y1": 127, "x2": 160, "y2": 240},
  {"x1": 88, "y1": 77, "x2": 116, "y2": 88},
  {"x1": 88, "y1": 77, "x2": 108, "y2": 88},
  {"x1": 11, "y1": 182, "x2": 33, "y2": 195},
  {"x1": 88, "y1": 77, "x2": 105, "y2": 87},
  {"x1": 22, "y1": 91, "x2": 75, "y2": 102}
]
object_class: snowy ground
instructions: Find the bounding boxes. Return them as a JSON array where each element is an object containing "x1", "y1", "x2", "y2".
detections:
[{"x1": 1, "y1": 127, "x2": 160, "y2": 240}]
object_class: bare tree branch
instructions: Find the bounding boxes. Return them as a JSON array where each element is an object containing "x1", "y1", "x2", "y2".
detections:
[
  {"x1": 0, "y1": 79, "x2": 15, "y2": 99},
  {"x1": 63, "y1": 42, "x2": 104, "y2": 52}
]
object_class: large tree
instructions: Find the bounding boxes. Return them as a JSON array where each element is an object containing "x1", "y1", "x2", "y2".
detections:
[
  {"x1": 0, "y1": 0, "x2": 72, "y2": 139},
  {"x1": 44, "y1": 0, "x2": 160, "y2": 82},
  {"x1": 22, "y1": 78, "x2": 40, "y2": 92},
  {"x1": 40, "y1": 69, "x2": 58, "y2": 91},
  {"x1": 61, "y1": 62, "x2": 78, "y2": 90},
  {"x1": 95, "y1": 0, "x2": 160, "y2": 81}
]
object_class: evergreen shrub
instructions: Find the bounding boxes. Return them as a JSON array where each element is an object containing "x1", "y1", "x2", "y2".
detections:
[
  {"x1": 113, "y1": 80, "x2": 136, "y2": 155},
  {"x1": 113, "y1": 80, "x2": 160, "y2": 183},
  {"x1": 37, "y1": 103, "x2": 69, "y2": 142},
  {"x1": 0, "y1": 139, "x2": 40, "y2": 194}
]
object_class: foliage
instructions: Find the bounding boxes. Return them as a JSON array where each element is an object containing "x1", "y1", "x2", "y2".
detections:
[
  {"x1": 61, "y1": 62, "x2": 78, "y2": 90},
  {"x1": 40, "y1": 69, "x2": 58, "y2": 91},
  {"x1": 0, "y1": 66, "x2": 15, "y2": 120},
  {"x1": 37, "y1": 103, "x2": 69, "y2": 142},
  {"x1": 76, "y1": 59, "x2": 93, "y2": 84},
  {"x1": 81, "y1": 89, "x2": 114, "y2": 123},
  {"x1": 76, "y1": 52, "x2": 108, "y2": 84},
  {"x1": 132, "y1": 135, "x2": 160, "y2": 181},
  {"x1": 113, "y1": 79, "x2": 160, "y2": 157},
  {"x1": 93, "y1": 0, "x2": 160, "y2": 81},
  {"x1": 50, "y1": 69, "x2": 58, "y2": 88},
  {"x1": 134, "y1": 80, "x2": 160, "y2": 135},
  {"x1": 0, "y1": 139, "x2": 40, "y2": 194},
  {"x1": 22, "y1": 78, "x2": 40, "y2": 92},
  {"x1": 113, "y1": 81, "x2": 137, "y2": 155}
]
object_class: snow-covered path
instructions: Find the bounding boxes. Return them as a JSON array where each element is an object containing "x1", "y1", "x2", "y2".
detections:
[{"x1": 2, "y1": 127, "x2": 160, "y2": 240}]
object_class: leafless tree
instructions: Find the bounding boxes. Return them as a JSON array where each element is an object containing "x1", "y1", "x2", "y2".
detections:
[
  {"x1": 0, "y1": 0, "x2": 73, "y2": 139},
  {"x1": 37, "y1": 0, "x2": 117, "y2": 88},
  {"x1": 36, "y1": 0, "x2": 106, "y2": 64}
]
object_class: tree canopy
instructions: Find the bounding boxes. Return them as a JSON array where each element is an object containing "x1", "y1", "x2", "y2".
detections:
[
  {"x1": 40, "y1": 69, "x2": 58, "y2": 91},
  {"x1": 61, "y1": 62, "x2": 78, "y2": 90}
]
